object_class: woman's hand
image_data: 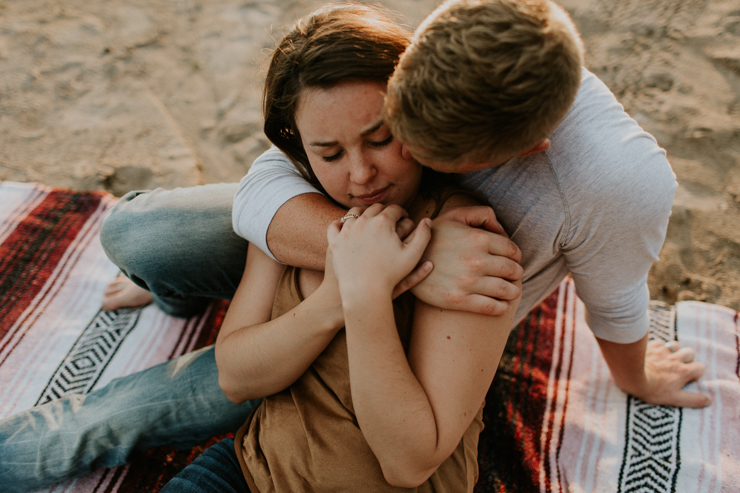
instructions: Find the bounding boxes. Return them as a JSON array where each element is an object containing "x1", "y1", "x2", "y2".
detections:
[
  {"x1": 310, "y1": 246, "x2": 345, "y2": 329},
  {"x1": 327, "y1": 204, "x2": 432, "y2": 304}
]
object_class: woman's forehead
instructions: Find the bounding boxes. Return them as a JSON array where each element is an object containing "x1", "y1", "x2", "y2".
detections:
[{"x1": 296, "y1": 81, "x2": 388, "y2": 139}]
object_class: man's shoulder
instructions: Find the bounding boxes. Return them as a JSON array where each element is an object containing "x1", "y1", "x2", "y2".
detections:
[
  {"x1": 549, "y1": 70, "x2": 656, "y2": 168},
  {"x1": 544, "y1": 69, "x2": 674, "y2": 197}
]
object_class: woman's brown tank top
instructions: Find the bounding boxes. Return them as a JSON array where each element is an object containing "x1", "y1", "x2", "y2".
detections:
[{"x1": 234, "y1": 191, "x2": 485, "y2": 492}]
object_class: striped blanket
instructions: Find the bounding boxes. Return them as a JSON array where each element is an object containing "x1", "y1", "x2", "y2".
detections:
[{"x1": 1, "y1": 182, "x2": 738, "y2": 492}]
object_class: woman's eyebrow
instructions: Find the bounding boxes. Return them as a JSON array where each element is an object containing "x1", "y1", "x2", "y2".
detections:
[
  {"x1": 310, "y1": 140, "x2": 338, "y2": 147},
  {"x1": 309, "y1": 120, "x2": 386, "y2": 147},
  {"x1": 360, "y1": 120, "x2": 385, "y2": 137}
]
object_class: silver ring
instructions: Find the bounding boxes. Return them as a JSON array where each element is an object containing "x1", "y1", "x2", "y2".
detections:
[{"x1": 340, "y1": 213, "x2": 360, "y2": 225}]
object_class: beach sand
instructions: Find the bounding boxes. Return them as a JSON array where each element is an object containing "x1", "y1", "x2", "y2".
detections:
[{"x1": 1, "y1": 0, "x2": 738, "y2": 310}]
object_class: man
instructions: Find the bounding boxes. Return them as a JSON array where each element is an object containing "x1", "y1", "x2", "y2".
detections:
[
  {"x1": 233, "y1": 0, "x2": 707, "y2": 409},
  {"x1": 0, "y1": 0, "x2": 708, "y2": 491}
]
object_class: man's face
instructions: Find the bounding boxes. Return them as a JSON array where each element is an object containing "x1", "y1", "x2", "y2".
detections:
[
  {"x1": 404, "y1": 138, "x2": 551, "y2": 173},
  {"x1": 419, "y1": 159, "x2": 508, "y2": 174},
  {"x1": 404, "y1": 145, "x2": 508, "y2": 174}
]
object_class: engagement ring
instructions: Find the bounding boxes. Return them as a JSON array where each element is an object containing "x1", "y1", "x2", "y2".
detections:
[{"x1": 340, "y1": 213, "x2": 360, "y2": 224}]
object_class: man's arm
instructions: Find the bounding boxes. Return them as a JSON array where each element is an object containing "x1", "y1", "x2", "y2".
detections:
[
  {"x1": 566, "y1": 178, "x2": 711, "y2": 407},
  {"x1": 236, "y1": 148, "x2": 523, "y2": 315},
  {"x1": 267, "y1": 193, "x2": 343, "y2": 271},
  {"x1": 232, "y1": 147, "x2": 326, "y2": 263},
  {"x1": 268, "y1": 197, "x2": 524, "y2": 313},
  {"x1": 557, "y1": 100, "x2": 709, "y2": 406},
  {"x1": 597, "y1": 335, "x2": 710, "y2": 407}
]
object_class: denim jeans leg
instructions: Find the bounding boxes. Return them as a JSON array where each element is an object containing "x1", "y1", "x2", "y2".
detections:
[
  {"x1": 160, "y1": 438, "x2": 250, "y2": 493},
  {"x1": 99, "y1": 184, "x2": 248, "y2": 317},
  {"x1": 0, "y1": 346, "x2": 258, "y2": 493}
]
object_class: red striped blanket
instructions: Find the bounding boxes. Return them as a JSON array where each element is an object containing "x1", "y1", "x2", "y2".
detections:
[{"x1": 1, "y1": 182, "x2": 738, "y2": 492}]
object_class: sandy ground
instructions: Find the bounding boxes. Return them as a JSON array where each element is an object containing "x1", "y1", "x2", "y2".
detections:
[{"x1": 1, "y1": 0, "x2": 739, "y2": 311}]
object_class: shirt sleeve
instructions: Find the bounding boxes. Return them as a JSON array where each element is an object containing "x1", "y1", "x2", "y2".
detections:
[
  {"x1": 563, "y1": 140, "x2": 676, "y2": 344},
  {"x1": 232, "y1": 146, "x2": 324, "y2": 261},
  {"x1": 553, "y1": 79, "x2": 678, "y2": 343},
  {"x1": 563, "y1": 155, "x2": 676, "y2": 343}
]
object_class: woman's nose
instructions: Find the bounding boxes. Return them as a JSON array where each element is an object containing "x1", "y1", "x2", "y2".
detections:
[{"x1": 349, "y1": 154, "x2": 377, "y2": 184}]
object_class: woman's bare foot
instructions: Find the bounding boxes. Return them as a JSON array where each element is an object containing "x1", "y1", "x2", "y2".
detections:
[{"x1": 102, "y1": 274, "x2": 154, "y2": 311}]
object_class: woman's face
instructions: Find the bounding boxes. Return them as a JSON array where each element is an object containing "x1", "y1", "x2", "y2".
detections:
[{"x1": 295, "y1": 80, "x2": 422, "y2": 210}]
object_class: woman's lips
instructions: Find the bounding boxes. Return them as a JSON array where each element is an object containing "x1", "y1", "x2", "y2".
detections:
[{"x1": 356, "y1": 186, "x2": 390, "y2": 204}]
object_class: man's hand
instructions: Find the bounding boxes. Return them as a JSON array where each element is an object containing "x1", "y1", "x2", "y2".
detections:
[
  {"x1": 410, "y1": 206, "x2": 523, "y2": 316},
  {"x1": 598, "y1": 336, "x2": 711, "y2": 408}
]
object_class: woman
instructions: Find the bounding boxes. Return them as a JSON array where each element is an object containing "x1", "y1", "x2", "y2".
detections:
[{"x1": 162, "y1": 4, "x2": 520, "y2": 492}]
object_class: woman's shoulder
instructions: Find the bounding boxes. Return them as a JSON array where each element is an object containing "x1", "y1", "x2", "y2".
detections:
[
  {"x1": 437, "y1": 187, "x2": 488, "y2": 212},
  {"x1": 411, "y1": 186, "x2": 488, "y2": 223}
]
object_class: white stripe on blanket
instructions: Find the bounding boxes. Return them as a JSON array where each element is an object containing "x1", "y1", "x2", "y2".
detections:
[
  {"x1": 1, "y1": 182, "x2": 738, "y2": 492},
  {"x1": 550, "y1": 281, "x2": 740, "y2": 493},
  {"x1": 0, "y1": 181, "x2": 212, "y2": 421}
]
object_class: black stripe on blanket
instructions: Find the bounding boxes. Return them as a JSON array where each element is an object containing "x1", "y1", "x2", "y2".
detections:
[
  {"x1": 35, "y1": 308, "x2": 141, "y2": 405},
  {"x1": 617, "y1": 303, "x2": 681, "y2": 493}
]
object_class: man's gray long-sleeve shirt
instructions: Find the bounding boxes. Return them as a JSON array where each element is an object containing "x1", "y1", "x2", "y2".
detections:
[{"x1": 233, "y1": 69, "x2": 677, "y2": 343}]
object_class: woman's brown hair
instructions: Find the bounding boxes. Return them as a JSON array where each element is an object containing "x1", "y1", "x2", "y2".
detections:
[{"x1": 263, "y1": 4, "x2": 411, "y2": 186}]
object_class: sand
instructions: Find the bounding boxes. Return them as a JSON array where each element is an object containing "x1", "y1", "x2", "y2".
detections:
[{"x1": 1, "y1": 0, "x2": 739, "y2": 311}]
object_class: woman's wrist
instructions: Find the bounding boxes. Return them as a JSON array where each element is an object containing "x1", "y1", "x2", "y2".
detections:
[
  {"x1": 342, "y1": 287, "x2": 393, "y2": 325},
  {"x1": 340, "y1": 284, "x2": 392, "y2": 314},
  {"x1": 311, "y1": 283, "x2": 345, "y2": 331}
]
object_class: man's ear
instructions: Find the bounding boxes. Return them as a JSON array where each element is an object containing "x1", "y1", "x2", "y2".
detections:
[
  {"x1": 518, "y1": 139, "x2": 551, "y2": 158},
  {"x1": 401, "y1": 144, "x2": 415, "y2": 161}
]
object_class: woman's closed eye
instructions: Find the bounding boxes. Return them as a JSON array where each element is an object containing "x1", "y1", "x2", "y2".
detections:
[
  {"x1": 320, "y1": 136, "x2": 391, "y2": 162},
  {"x1": 322, "y1": 150, "x2": 343, "y2": 162},
  {"x1": 369, "y1": 135, "x2": 393, "y2": 147}
]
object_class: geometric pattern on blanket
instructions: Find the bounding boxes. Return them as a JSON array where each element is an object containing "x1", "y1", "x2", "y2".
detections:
[
  {"x1": 36, "y1": 308, "x2": 141, "y2": 405},
  {"x1": 618, "y1": 305, "x2": 681, "y2": 493},
  {"x1": 0, "y1": 182, "x2": 231, "y2": 492},
  {"x1": 476, "y1": 278, "x2": 740, "y2": 493},
  {"x1": 619, "y1": 399, "x2": 682, "y2": 493},
  {"x1": 2, "y1": 182, "x2": 739, "y2": 493}
]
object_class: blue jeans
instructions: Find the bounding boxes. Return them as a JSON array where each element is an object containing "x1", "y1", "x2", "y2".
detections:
[
  {"x1": 0, "y1": 346, "x2": 258, "y2": 493},
  {"x1": 0, "y1": 185, "x2": 258, "y2": 492},
  {"x1": 161, "y1": 438, "x2": 250, "y2": 493},
  {"x1": 100, "y1": 184, "x2": 247, "y2": 317}
]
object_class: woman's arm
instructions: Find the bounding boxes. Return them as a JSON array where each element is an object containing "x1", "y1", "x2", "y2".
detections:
[
  {"x1": 215, "y1": 244, "x2": 344, "y2": 403},
  {"x1": 332, "y1": 200, "x2": 520, "y2": 488}
]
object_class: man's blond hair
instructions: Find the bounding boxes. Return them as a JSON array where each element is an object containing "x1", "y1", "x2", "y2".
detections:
[{"x1": 385, "y1": 0, "x2": 584, "y2": 167}]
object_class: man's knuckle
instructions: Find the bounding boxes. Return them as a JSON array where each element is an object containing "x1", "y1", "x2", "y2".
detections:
[
  {"x1": 508, "y1": 239, "x2": 520, "y2": 258},
  {"x1": 495, "y1": 281, "x2": 508, "y2": 299},
  {"x1": 461, "y1": 254, "x2": 483, "y2": 272},
  {"x1": 469, "y1": 256, "x2": 485, "y2": 271},
  {"x1": 481, "y1": 301, "x2": 498, "y2": 316},
  {"x1": 446, "y1": 291, "x2": 464, "y2": 305},
  {"x1": 472, "y1": 229, "x2": 490, "y2": 245},
  {"x1": 463, "y1": 273, "x2": 480, "y2": 287}
]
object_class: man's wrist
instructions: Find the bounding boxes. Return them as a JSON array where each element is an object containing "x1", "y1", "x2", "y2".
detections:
[{"x1": 613, "y1": 371, "x2": 649, "y2": 397}]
